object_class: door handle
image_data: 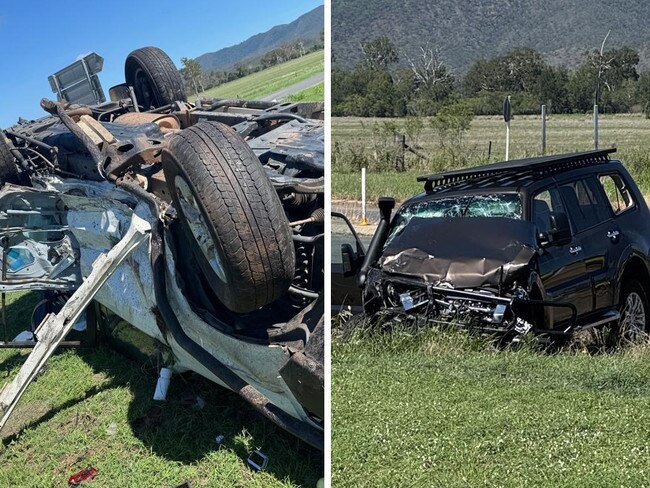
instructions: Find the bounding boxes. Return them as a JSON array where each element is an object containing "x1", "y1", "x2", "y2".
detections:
[
  {"x1": 606, "y1": 229, "x2": 620, "y2": 240},
  {"x1": 569, "y1": 246, "x2": 582, "y2": 255}
]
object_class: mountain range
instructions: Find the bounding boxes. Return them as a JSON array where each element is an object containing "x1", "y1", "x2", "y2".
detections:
[
  {"x1": 332, "y1": 0, "x2": 650, "y2": 73},
  {"x1": 195, "y1": 5, "x2": 324, "y2": 72}
]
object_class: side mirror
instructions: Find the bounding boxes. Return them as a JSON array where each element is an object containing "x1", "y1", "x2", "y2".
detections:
[
  {"x1": 341, "y1": 243, "x2": 359, "y2": 277},
  {"x1": 539, "y1": 212, "x2": 571, "y2": 247}
]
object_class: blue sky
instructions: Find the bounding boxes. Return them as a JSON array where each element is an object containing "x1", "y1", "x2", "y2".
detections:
[{"x1": 0, "y1": 0, "x2": 322, "y2": 127}]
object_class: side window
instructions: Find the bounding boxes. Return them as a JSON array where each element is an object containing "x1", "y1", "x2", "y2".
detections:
[
  {"x1": 558, "y1": 178, "x2": 607, "y2": 232},
  {"x1": 598, "y1": 173, "x2": 636, "y2": 215},
  {"x1": 532, "y1": 187, "x2": 565, "y2": 235},
  {"x1": 331, "y1": 213, "x2": 365, "y2": 265}
]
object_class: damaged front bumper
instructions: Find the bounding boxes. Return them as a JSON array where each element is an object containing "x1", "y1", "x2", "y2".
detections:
[{"x1": 365, "y1": 271, "x2": 578, "y2": 336}]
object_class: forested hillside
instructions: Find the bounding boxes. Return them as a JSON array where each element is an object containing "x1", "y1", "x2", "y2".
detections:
[
  {"x1": 196, "y1": 5, "x2": 323, "y2": 72},
  {"x1": 332, "y1": 0, "x2": 650, "y2": 72}
]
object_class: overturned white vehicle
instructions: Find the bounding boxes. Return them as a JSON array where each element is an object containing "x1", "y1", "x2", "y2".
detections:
[{"x1": 0, "y1": 47, "x2": 324, "y2": 449}]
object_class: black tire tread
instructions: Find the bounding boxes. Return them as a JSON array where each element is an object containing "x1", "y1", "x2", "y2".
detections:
[
  {"x1": 163, "y1": 121, "x2": 294, "y2": 312},
  {"x1": 0, "y1": 137, "x2": 20, "y2": 185},
  {"x1": 125, "y1": 47, "x2": 186, "y2": 107}
]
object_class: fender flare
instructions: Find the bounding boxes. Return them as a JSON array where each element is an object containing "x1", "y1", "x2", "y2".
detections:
[{"x1": 613, "y1": 245, "x2": 650, "y2": 306}]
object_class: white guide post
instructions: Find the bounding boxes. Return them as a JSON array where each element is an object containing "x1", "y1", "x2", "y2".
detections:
[{"x1": 361, "y1": 167, "x2": 368, "y2": 226}]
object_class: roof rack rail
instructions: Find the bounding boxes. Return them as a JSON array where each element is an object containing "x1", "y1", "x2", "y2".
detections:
[{"x1": 418, "y1": 148, "x2": 617, "y2": 192}]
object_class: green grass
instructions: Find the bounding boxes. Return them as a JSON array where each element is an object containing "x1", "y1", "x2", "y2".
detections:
[
  {"x1": 332, "y1": 326, "x2": 650, "y2": 487},
  {"x1": 287, "y1": 82, "x2": 324, "y2": 102},
  {"x1": 194, "y1": 51, "x2": 324, "y2": 101},
  {"x1": 332, "y1": 113, "x2": 650, "y2": 202},
  {"x1": 0, "y1": 292, "x2": 321, "y2": 487}
]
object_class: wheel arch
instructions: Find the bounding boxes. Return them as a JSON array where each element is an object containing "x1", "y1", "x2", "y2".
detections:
[{"x1": 616, "y1": 253, "x2": 650, "y2": 306}]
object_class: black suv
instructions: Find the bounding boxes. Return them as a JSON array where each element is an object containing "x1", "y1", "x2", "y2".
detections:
[{"x1": 334, "y1": 149, "x2": 650, "y2": 339}]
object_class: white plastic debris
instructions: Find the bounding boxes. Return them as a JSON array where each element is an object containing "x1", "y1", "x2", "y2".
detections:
[
  {"x1": 153, "y1": 367, "x2": 173, "y2": 401},
  {"x1": 106, "y1": 422, "x2": 117, "y2": 436}
]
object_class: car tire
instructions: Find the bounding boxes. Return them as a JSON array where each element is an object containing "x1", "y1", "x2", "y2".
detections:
[
  {"x1": 617, "y1": 279, "x2": 649, "y2": 341},
  {"x1": 125, "y1": 47, "x2": 186, "y2": 109},
  {"x1": 162, "y1": 121, "x2": 295, "y2": 313},
  {"x1": 0, "y1": 136, "x2": 21, "y2": 186}
]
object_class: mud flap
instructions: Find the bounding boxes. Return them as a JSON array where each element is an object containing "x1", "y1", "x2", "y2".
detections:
[{"x1": 0, "y1": 213, "x2": 151, "y2": 431}]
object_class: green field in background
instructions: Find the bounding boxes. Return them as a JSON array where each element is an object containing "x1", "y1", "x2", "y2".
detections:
[
  {"x1": 194, "y1": 51, "x2": 324, "y2": 101},
  {"x1": 288, "y1": 82, "x2": 324, "y2": 102},
  {"x1": 332, "y1": 113, "x2": 650, "y2": 202}
]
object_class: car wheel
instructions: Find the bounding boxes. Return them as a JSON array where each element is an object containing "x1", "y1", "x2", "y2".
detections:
[
  {"x1": 617, "y1": 279, "x2": 649, "y2": 341},
  {"x1": 0, "y1": 136, "x2": 21, "y2": 186},
  {"x1": 125, "y1": 47, "x2": 186, "y2": 109},
  {"x1": 162, "y1": 121, "x2": 295, "y2": 313}
]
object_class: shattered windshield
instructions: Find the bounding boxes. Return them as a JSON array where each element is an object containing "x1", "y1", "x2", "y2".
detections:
[{"x1": 386, "y1": 193, "x2": 522, "y2": 245}]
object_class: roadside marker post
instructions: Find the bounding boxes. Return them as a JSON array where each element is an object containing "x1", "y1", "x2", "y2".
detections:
[
  {"x1": 594, "y1": 104, "x2": 599, "y2": 149},
  {"x1": 503, "y1": 96, "x2": 512, "y2": 161},
  {"x1": 541, "y1": 104, "x2": 547, "y2": 155},
  {"x1": 361, "y1": 167, "x2": 368, "y2": 225}
]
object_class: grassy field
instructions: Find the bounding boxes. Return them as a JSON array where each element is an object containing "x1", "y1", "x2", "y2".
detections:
[
  {"x1": 332, "y1": 326, "x2": 650, "y2": 487},
  {"x1": 194, "y1": 51, "x2": 324, "y2": 101},
  {"x1": 288, "y1": 82, "x2": 324, "y2": 102},
  {"x1": 0, "y1": 292, "x2": 321, "y2": 487},
  {"x1": 332, "y1": 113, "x2": 650, "y2": 202}
]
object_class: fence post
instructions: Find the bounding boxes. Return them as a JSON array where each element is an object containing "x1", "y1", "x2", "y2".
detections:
[
  {"x1": 394, "y1": 133, "x2": 405, "y2": 171},
  {"x1": 361, "y1": 167, "x2": 368, "y2": 226},
  {"x1": 541, "y1": 104, "x2": 547, "y2": 155},
  {"x1": 593, "y1": 104, "x2": 599, "y2": 149}
]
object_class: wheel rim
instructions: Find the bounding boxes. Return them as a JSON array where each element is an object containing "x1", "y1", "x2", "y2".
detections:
[
  {"x1": 621, "y1": 291, "x2": 646, "y2": 339},
  {"x1": 133, "y1": 67, "x2": 156, "y2": 109},
  {"x1": 174, "y1": 175, "x2": 227, "y2": 283}
]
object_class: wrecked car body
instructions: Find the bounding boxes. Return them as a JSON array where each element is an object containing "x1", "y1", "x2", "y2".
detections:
[
  {"x1": 0, "y1": 47, "x2": 324, "y2": 449},
  {"x1": 340, "y1": 149, "x2": 650, "y2": 341}
]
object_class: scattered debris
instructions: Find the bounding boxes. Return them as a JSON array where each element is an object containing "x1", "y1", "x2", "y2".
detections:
[
  {"x1": 132, "y1": 406, "x2": 163, "y2": 436},
  {"x1": 181, "y1": 395, "x2": 205, "y2": 411},
  {"x1": 68, "y1": 466, "x2": 98, "y2": 486},
  {"x1": 106, "y1": 422, "x2": 117, "y2": 436},
  {"x1": 214, "y1": 434, "x2": 225, "y2": 446},
  {"x1": 153, "y1": 367, "x2": 172, "y2": 401},
  {"x1": 247, "y1": 450, "x2": 269, "y2": 472}
]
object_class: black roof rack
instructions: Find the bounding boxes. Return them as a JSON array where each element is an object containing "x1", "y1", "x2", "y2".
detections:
[{"x1": 418, "y1": 148, "x2": 617, "y2": 192}]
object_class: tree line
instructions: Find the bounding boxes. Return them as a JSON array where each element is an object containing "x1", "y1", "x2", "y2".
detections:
[
  {"x1": 181, "y1": 34, "x2": 324, "y2": 97},
  {"x1": 333, "y1": 37, "x2": 650, "y2": 118}
]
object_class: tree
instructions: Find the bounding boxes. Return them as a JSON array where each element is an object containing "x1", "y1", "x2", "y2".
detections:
[
  {"x1": 638, "y1": 71, "x2": 650, "y2": 114},
  {"x1": 181, "y1": 57, "x2": 203, "y2": 97},
  {"x1": 538, "y1": 65, "x2": 570, "y2": 112},
  {"x1": 361, "y1": 37, "x2": 398, "y2": 70},
  {"x1": 463, "y1": 47, "x2": 544, "y2": 95},
  {"x1": 587, "y1": 33, "x2": 639, "y2": 105},
  {"x1": 405, "y1": 45, "x2": 454, "y2": 90}
]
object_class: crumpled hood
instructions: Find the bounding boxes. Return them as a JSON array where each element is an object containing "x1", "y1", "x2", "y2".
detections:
[{"x1": 379, "y1": 217, "x2": 538, "y2": 288}]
